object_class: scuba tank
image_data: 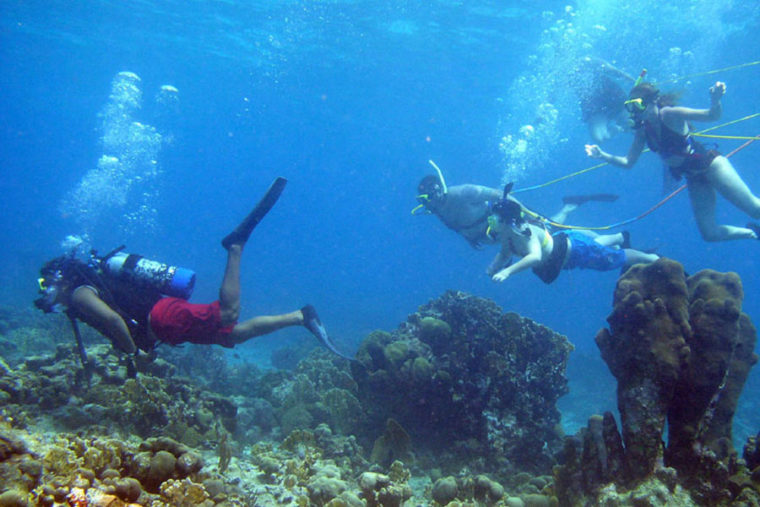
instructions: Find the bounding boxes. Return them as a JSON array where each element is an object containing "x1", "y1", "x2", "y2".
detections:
[{"x1": 104, "y1": 251, "x2": 195, "y2": 300}]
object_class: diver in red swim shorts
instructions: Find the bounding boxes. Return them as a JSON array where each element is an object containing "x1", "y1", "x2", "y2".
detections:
[{"x1": 35, "y1": 177, "x2": 352, "y2": 361}]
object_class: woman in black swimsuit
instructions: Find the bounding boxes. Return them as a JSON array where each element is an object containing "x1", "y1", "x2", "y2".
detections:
[{"x1": 585, "y1": 80, "x2": 760, "y2": 242}]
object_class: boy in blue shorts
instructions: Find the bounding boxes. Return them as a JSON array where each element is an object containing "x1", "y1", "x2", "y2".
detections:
[{"x1": 485, "y1": 197, "x2": 658, "y2": 284}]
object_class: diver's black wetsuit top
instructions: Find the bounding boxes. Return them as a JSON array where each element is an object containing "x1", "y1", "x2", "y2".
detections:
[
  {"x1": 642, "y1": 120, "x2": 719, "y2": 180},
  {"x1": 65, "y1": 262, "x2": 163, "y2": 352}
]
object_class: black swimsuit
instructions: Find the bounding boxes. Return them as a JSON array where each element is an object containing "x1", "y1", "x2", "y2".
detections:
[{"x1": 643, "y1": 120, "x2": 719, "y2": 181}]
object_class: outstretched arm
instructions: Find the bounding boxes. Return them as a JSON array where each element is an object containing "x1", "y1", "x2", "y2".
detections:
[
  {"x1": 487, "y1": 249, "x2": 511, "y2": 276},
  {"x1": 662, "y1": 81, "x2": 724, "y2": 123},
  {"x1": 70, "y1": 286, "x2": 137, "y2": 353},
  {"x1": 585, "y1": 129, "x2": 646, "y2": 169},
  {"x1": 492, "y1": 233, "x2": 543, "y2": 282}
]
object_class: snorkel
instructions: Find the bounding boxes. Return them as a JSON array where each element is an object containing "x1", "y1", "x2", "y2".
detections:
[
  {"x1": 427, "y1": 159, "x2": 448, "y2": 194},
  {"x1": 623, "y1": 69, "x2": 649, "y2": 112},
  {"x1": 633, "y1": 68, "x2": 647, "y2": 87},
  {"x1": 623, "y1": 68, "x2": 654, "y2": 129}
]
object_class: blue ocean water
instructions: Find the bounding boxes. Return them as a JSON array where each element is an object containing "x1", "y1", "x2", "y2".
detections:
[{"x1": 2, "y1": 1, "x2": 759, "y2": 441}]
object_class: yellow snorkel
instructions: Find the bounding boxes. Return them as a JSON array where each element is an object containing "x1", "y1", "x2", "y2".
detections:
[
  {"x1": 411, "y1": 196, "x2": 430, "y2": 215},
  {"x1": 633, "y1": 68, "x2": 647, "y2": 87},
  {"x1": 486, "y1": 214, "x2": 499, "y2": 239}
]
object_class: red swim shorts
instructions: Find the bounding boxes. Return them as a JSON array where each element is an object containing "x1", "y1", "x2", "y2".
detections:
[{"x1": 149, "y1": 298, "x2": 236, "y2": 348}]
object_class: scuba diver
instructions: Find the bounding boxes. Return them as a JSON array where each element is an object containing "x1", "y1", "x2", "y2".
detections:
[
  {"x1": 34, "y1": 178, "x2": 353, "y2": 363},
  {"x1": 586, "y1": 78, "x2": 760, "y2": 242},
  {"x1": 486, "y1": 184, "x2": 658, "y2": 284},
  {"x1": 413, "y1": 163, "x2": 618, "y2": 249}
]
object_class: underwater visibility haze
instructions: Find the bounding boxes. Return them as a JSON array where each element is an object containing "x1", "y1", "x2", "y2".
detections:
[{"x1": 2, "y1": 0, "x2": 760, "y2": 505}]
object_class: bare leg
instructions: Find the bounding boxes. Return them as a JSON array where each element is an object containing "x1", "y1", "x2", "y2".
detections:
[
  {"x1": 217, "y1": 243, "x2": 308, "y2": 343},
  {"x1": 550, "y1": 203, "x2": 577, "y2": 224},
  {"x1": 688, "y1": 173, "x2": 755, "y2": 241},
  {"x1": 623, "y1": 249, "x2": 659, "y2": 266},
  {"x1": 227, "y1": 310, "x2": 304, "y2": 345},
  {"x1": 593, "y1": 232, "x2": 624, "y2": 247},
  {"x1": 219, "y1": 245, "x2": 242, "y2": 325},
  {"x1": 707, "y1": 156, "x2": 760, "y2": 219}
]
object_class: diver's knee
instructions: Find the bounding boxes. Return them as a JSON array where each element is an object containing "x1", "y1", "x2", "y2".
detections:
[
  {"x1": 698, "y1": 228, "x2": 722, "y2": 242},
  {"x1": 220, "y1": 306, "x2": 240, "y2": 326}
]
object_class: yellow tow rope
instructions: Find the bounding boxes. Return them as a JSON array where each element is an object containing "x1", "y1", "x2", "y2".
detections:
[
  {"x1": 513, "y1": 113, "x2": 760, "y2": 195},
  {"x1": 691, "y1": 112, "x2": 760, "y2": 140},
  {"x1": 654, "y1": 60, "x2": 760, "y2": 86}
]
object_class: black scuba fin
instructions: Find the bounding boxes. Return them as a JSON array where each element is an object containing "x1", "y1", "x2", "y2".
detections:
[{"x1": 222, "y1": 177, "x2": 288, "y2": 249}]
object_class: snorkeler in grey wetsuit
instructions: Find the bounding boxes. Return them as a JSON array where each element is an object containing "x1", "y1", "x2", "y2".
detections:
[{"x1": 414, "y1": 174, "x2": 618, "y2": 249}]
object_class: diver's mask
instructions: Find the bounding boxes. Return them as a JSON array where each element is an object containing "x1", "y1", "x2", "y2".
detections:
[
  {"x1": 411, "y1": 184, "x2": 444, "y2": 215},
  {"x1": 486, "y1": 214, "x2": 500, "y2": 239},
  {"x1": 624, "y1": 97, "x2": 646, "y2": 114},
  {"x1": 486, "y1": 213, "x2": 530, "y2": 240},
  {"x1": 34, "y1": 271, "x2": 64, "y2": 313}
]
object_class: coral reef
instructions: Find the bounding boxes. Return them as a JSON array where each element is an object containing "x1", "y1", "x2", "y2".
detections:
[
  {"x1": 4, "y1": 280, "x2": 757, "y2": 505},
  {"x1": 0, "y1": 292, "x2": 576, "y2": 505},
  {"x1": 352, "y1": 290, "x2": 573, "y2": 475},
  {"x1": 556, "y1": 259, "x2": 760, "y2": 505},
  {"x1": 0, "y1": 421, "x2": 249, "y2": 505}
]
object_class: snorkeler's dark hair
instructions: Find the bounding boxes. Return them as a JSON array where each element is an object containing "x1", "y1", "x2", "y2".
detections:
[
  {"x1": 418, "y1": 175, "x2": 440, "y2": 193},
  {"x1": 491, "y1": 182, "x2": 524, "y2": 223},
  {"x1": 630, "y1": 82, "x2": 681, "y2": 107},
  {"x1": 492, "y1": 198, "x2": 524, "y2": 223}
]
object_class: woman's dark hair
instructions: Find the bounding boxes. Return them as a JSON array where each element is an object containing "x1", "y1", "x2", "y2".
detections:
[
  {"x1": 40, "y1": 256, "x2": 91, "y2": 290},
  {"x1": 629, "y1": 82, "x2": 681, "y2": 107}
]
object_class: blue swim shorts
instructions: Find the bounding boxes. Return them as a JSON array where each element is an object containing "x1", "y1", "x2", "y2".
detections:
[{"x1": 563, "y1": 231, "x2": 626, "y2": 272}]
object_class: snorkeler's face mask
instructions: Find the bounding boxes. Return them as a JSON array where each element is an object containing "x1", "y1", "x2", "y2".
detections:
[
  {"x1": 411, "y1": 184, "x2": 444, "y2": 215},
  {"x1": 411, "y1": 194, "x2": 431, "y2": 215},
  {"x1": 486, "y1": 214, "x2": 501, "y2": 239},
  {"x1": 487, "y1": 197, "x2": 527, "y2": 239},
  {"x1": 624, "y1": 97, "x2": 646, "y2": 113},
  {"x1": 34, "y1": 271, "x2": 64, "y2": 313}
]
